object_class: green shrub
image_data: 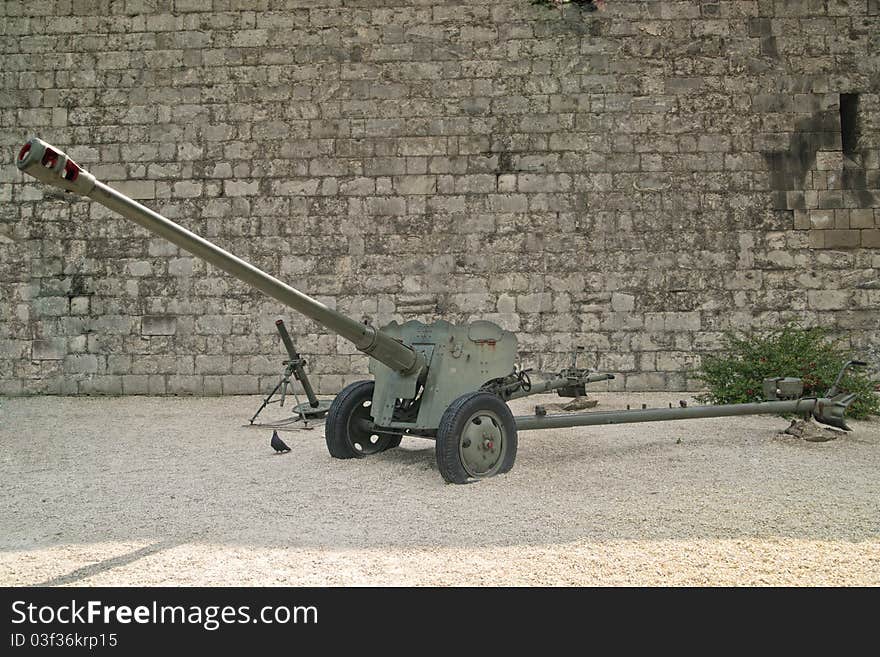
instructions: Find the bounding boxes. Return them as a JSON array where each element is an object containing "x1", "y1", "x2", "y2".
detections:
[{"x1": 694, "y1": 325, "x2": 879, "y2": 419}]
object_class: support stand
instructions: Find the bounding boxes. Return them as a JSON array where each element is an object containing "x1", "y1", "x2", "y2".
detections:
[{"x1": 248, "y1": 319, "x2": 332, "y2": 427}]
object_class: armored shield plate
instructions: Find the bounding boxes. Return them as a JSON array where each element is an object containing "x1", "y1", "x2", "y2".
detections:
[{"x1": 369, "y1": 319, "x2": 517, "y2": 431}]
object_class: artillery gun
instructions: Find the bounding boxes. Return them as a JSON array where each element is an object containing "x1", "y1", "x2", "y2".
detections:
[{"x1": 17, "y1": 137, "x2": 864, "y2": 483}]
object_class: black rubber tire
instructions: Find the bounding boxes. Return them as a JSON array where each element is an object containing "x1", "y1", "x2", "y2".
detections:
[
  {"x1": 435, "y1": 392, "x2": 517, "y2": 484},
  {"x1": 325, "y1": 380, "x2": 401, "y2": 459}
]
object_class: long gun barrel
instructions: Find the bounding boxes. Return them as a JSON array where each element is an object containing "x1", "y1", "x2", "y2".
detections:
[{"x1": 16, "y1": 137, "x2": 424, "y2": 376}]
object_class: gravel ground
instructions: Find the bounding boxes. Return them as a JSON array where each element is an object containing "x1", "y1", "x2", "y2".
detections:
[{"x1": 1, "y1": 392, "x2": 878, "y2": 586}]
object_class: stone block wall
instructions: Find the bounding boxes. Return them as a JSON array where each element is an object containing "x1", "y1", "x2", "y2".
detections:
[{"x1": 1, "y1": 0, "x2": 878, "y2": 396}]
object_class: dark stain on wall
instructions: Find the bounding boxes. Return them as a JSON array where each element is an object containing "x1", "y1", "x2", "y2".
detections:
[{"x1": 763, "y1": 110, "x2": 839, "y2": 192}]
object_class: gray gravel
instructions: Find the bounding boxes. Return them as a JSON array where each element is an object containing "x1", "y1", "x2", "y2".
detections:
[{"x1": 1, "y1": 393, "x2": 878, "y2": 586}]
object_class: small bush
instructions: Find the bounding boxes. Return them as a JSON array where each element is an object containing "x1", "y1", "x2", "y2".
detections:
[{"x1": 694, "y1": 325, "x2": 879, "y2": 419}]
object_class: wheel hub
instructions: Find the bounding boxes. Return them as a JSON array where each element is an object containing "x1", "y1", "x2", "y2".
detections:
[
  {"x1": 459, "y1": 412, "x2": 504, "y2": 477},
  {"x1": 346, "y1": 398, "x2": 394, "y2": 455}
]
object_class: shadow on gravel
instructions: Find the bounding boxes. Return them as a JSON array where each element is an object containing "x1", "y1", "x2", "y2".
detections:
[{"x1": 35, "y1": 540, "x2": 181, "y2": 586}]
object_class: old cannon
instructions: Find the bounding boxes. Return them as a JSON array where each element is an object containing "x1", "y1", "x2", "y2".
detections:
[{"x1": 17, "y1": 137, "x2": 863, "y2": 483}]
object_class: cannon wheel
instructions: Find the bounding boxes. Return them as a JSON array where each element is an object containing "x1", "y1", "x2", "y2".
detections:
[
  {"x1": 435, "y1": 392, "x2": 517, "y2": 484},
  {"x1": 325, "y1": 380, "x2": 402, "y2": 459}
]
